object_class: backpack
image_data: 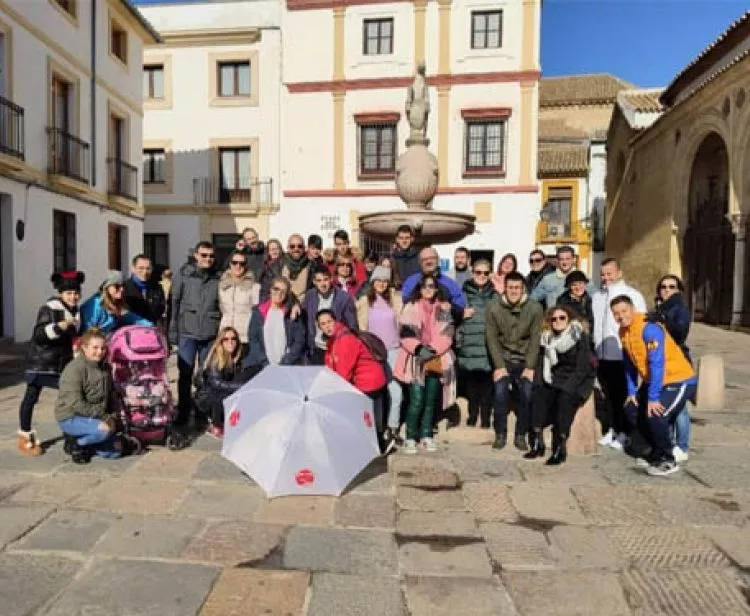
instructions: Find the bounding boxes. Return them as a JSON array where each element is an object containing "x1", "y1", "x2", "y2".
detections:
[{"x1": 353, "y1": 330, "x2": 388, "y2": 364}]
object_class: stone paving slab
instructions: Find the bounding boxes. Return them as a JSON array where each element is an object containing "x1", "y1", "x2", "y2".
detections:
[
  {"x1": 397, "y1": 510, "x2": 480, "y2": 538},
  {"x1": 335, "y1": 493, "x2": 396, "y2": 529},
  {"x1": 124, "y1": 448, "x2": 209, "y2": 480},
  {"x1": 53, "y1": 451, "x2": 142, "y2": 475},
  {"x1": 593, "y1": 458, "x2": 703, "y2": 486},
  {"x1": 446, "y1": 447, "x2": 523, "y2": 483},
  {"x1": 70, "y1": 477, "x2": 189, "y2": 515},
  {"x1": 404, "y1": 576, "x2": 516, "y2": 616},
  {"x1": 548, "y1": 525, "x2": 626, "y2": 570},
  {"x1": 644, "y1": 486, "x2": 750, "y2": 527},
  {"x1": 462, "y1": 482, "x2": 519, "y2": 522},
  {"x1": 93, "y1": 515, "x2": 205, "y2": 559},
  {"x1": 42, "y1": 558, "x2": 220, "y2": 616},
  {"x1": 510, "y1": 484, "x2": 587, "y2": 525},
  {"x1": 394, "y1": 464, "x2": 460, "y2": 489},
  {"x1": 13, "y1": 509, "x2": 114, "y2": 553},
  {"x1": 519, "y1": 457, "x2": 609, "y2": 485},
  {"x1": 178, "y1": 483, "x2": 265, "y2": 518},
  {"x1": 200, "y1": 569, "x2": 310, "y2": 616},
  {"x1": 9, "y1": 474, "x2": 101, "y2": 506},
  {"x1": 283, "y1": 527, "x2": 397, "y2": 575},
  {"x1": 182, "y1": 520, "x2": 287, "y2": 566},
  {"x1": 192, "y1": 454, "x2": 252, "y2": 483},
  {"x1": 0, "y1": 504, "x2": 53, "y2": 549},
  {"x1": 610, "y1": 526, "x2": 730, "y2": 569},
  {"x1": 572, "y1": 485, "x2": 667, "y2": 525},
  {"x1": 0, "y1": 553, "x2": 81, "y2": 616},
  {"x1": 0, "y1": 449, "x2": 66, "y2": 474},
  {"x1": 686, "y1": 461, "x2": 750, "y2": 489},
  {"x1": 306, "y1": 573, "x2": 405, "y2": 616},
  {"x1": 254, "y1": 495, "x2": 336, "y2": 526},
  {"x1": 481, "y1": 522, "x2": 557, "y2": 571},
  {"x1": 0, "y1": 476, "x2": 22, "y2": 502},
  {"x1": 620, "y1": 568, "x2": 750, "y2": 615},
  {"x1": 396, "y1": 485, "x2": 467, "y2": 512},
  {"x1": 503, "y1": 571, "x2": 632, "y2": 616},
  {"x1": 398, "y1": 538, "x2": 493, "y2": 578},
  {"x1": 703, "y1": 526, "x2": 750, "y2": 568}
]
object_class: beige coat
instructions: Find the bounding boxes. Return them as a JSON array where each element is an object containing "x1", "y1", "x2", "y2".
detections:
[
  {"x1": 219, "y1": 270, "x2": 260, "y2": 343},
  {"x1": 356, "y1": 290, "x2": 403, "y2": 331}
]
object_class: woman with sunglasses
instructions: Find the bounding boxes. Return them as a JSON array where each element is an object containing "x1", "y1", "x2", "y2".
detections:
[
  {"x1": 525, "y1": 306, "x2": 595, "y2": 465},
  {"x1": 259, "y1": 239, "x2": 285, "y2": 301},
  {"x1": 80, "y1": 271, "x2": 152, "y2": 335},
  {"x1": 195, "y1": 327, "x2": 249, "y2": 438},
  {"x1": 394, "y1": 274, "x2": 456, "y2": 454},
  {"x1": 491, "y1": 253, "x2": 518, "y2": 295},
  {"x1": 526, "y1": 250, "x2": 554, "y2": 294},
  {"x1": 244, "y1": 277, "x2": 306, "y2": 370},
  {"x1": 456, "y1": 259, "x2": 497, "y2": 428},
  {"x1": 219, "y1": 250, "x2": 260, "y2": 355}
]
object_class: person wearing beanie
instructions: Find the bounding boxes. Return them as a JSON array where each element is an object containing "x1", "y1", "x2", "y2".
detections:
[
  {"x1": 80, "y1": 270, "x2": 152, "y2": 335},
  {"x1": 556, "y1": 270, "x2": 594, "y2": 332},
  {"x1": 17, "y1": 271, "x2": 85, "y2": 456}
]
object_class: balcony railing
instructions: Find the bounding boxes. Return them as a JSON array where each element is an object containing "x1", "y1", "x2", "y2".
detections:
[
  {"x1": 47, "y1": 127, "x2": 90, "y2": 183},
  {"x1": 193, "y1": 177, "x2": 274, "y2": 206},
  {"x1": 107, "y1": 157, "x2": 138, "y2": 202},
  {"x1": 0, "y1": 96, "x2": 25, "y2": 160}
]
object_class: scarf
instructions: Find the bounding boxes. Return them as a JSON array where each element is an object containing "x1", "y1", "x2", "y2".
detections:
[
  {"x1": 283, "y1": 254, "x2": 309, "y2": 280},
  {"x1": 541, "y1": 321, "x2": 583, "y2": 385},
  {"x1": 130, "y1": 275, "x2": 149, "y2": 296}
]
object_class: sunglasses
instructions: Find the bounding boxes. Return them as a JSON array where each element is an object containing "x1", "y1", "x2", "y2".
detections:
[
  {"x1": 660, "y1": 284, "x2": 678, "y2": 290},
  {"x1": 222, "y1": 336, "x2": 238, "y2": 342},
  {"x1": 529, "y1": 257, "x2": 544, "y2": 264},
  {"x1": 289, "y1": 243, "x2": 304, "y2": 249},
  {"x1": 474, "y1": 270, "x2": 490, "y2": 276},
  {"x1": 338, "y1": 262, "x2": 352, "y2": 267},
  {"x1": 551, "y1": 315, "x2": 568, "y2": 323},
  {"x1": 271, "y1": 286, "x2": 286, "y2": 293},
  {"x1": 422, "y1": 283, "x2": 437, "y2": 289},
  {"x1": 230, "y1": 260, "x2": 246, "y2": 266},
  {"x1": 198, "y1": 253, "x2": 215, "y2": 259}
]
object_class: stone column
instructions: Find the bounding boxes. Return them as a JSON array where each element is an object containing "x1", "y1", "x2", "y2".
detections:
[{"x1": 729, "y1": 213, "x2": 747, "y2": 328}]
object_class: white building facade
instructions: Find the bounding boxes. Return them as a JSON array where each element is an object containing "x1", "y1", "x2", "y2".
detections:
[
  {"x1": 139, "y1": 1, "x2": 281, "y2": 269},
  {"x1": 0, "y1": 0, "x2": 158, "y2": 341}
]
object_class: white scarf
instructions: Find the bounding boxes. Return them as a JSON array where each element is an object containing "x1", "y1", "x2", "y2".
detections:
[{"x1": 541, "y1": 321, "x2": 583, "y2": 385}]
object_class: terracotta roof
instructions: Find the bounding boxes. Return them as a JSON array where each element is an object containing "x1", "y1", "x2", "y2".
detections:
[
  {"x1": 661, "y1": 11, "x2": 750, "y2": 105},
  {"x1": 618, "y1": 89, "x2": 664, "y2": 113},
  {"x1": 538, "y1": 145, "x2": 589, "y2": 177},
  {"x1": 538, "y1": 118, "x2": 589, "y2": 140},
  {"x1": 540, "y1": 74, "x2": 635, "y2": 107}
]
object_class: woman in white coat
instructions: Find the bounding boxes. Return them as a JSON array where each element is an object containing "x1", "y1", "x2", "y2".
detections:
[{"x1": 219, "y1": 250, "x2": 260, "y2": 355}]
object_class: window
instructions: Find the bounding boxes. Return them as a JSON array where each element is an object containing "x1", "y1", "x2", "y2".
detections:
[
  {"x1": 471, "y1": 10, "x2": 502, "y2": 49},
  {"x1": 144, "y1": 233, "x2": 169, "y2": 268},
  {"x1": 109, "y1": 114, "x2": 124, "y2": 161},
  {"x1": 53, "y1": 0, "x2": 76, "y2": 18},
  {"x1": 108, "y1": 223, "x2": 124, "y2": 271},
  {"x1": 143, "y1": 148, "x2": 165, "y2": 184},
  {"x1": 363, "y1": 18, "x2": 393, "y2": 55},
  {"x1": 219, "y1": 147, "x2": 251, "y2": 202},
  {"x1": 51, "y1": 76, "x2": 71, "y2": 133},
  {"x1": 218, "y1": 61, "x2": 250, "y2": 97},
  {"x1": 358, "y1": 123, "x2": 396, "y2": 179},
  {"x1": 464, "y1": 119, "x2": 506, "y2": 175},
  {"x1": 53, "y1": 210, "x2": 76, "y2": 271},
  {"x1": 143, "y1": 64, "x2": 164, "y2": 100},
  {"x1": 543, "y1": 187, "x2": 573, "y2": 238},
  {"x1": 212, "y1": 234, "x2": 238, "y2": 268},
  {"x1": 110, "y1": 20, "x2": 127, "y2": 64}
]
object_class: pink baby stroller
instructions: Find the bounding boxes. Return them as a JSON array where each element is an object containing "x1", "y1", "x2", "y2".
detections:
[{"x1": 108, "y1": 325, "x2": 176, "y2": 445}]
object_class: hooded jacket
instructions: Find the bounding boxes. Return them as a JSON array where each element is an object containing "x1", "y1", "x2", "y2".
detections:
[
  {"x1": 55, "y1": 354, "x2": 112, "y2": 423},
  {"x1": 25, "y1": 297, "x2": 81, "y2": 375},
  {"x1": 456, "y1": 280, "x2": 497, "y2": 372},
  {"x1": 325, "y1": 322, "x2": 386, "y2": 393},
  {"x1": 219, "y1": 270, "x2": 260, "y2": 344},
  {"x1": 169, "y1": 261, "x2": 222, "y2": 343},
  {"x1": 80, "y1": 294, "x2": 152, "y2": 335},
  {"x1": 485, "y1": 293, "x2": 543, "y2": 370},
  {"x1": 592, "y1": 279, "x2": 647, "y2": 361}
]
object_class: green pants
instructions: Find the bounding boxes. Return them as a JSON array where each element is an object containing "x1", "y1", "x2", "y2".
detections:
[{"x1": 406, "y1": 376, "x2": 441, "y2": 441}]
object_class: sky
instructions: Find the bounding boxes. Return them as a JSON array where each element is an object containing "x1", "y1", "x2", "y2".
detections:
[{"x1": 133, "y1": 0, "x2": 748, "y2": 88}]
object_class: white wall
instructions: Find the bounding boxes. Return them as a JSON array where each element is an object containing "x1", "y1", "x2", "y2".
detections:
[{"x1": 143, "y1": 213, "x2": 200, "y2": 270}]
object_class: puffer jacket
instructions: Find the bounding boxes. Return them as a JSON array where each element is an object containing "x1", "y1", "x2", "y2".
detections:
[
  {"x1": 485, "y1": 293, "x2": 544, "y2": 370},
  {"x1": 80, "y1": 294, "x2": 152, "y2": 335},
  {"x1": 169, "y1": 261, "x2": 221, "y2": 343},
  {"x1": 219, "y1": 270, "x2": 260, "y2": 344},
  {"x1": 55, "y1": 354, "x2": 112, "y2": 423},
  {"x1": 25, "y1": 297, "x2": 81, "y2": 375},
  {"x1": 456, "y1": 280, "x2": 497, "y2": 372}
]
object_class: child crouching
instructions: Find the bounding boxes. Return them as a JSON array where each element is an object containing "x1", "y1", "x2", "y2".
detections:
[{"x1": 55, "y1": 328, "x2": 139, "y2": 463}]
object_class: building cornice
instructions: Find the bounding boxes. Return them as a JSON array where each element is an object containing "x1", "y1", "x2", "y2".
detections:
[
  {"x1": 148, "y1": 28, "x2": 262, "y2": 48},
  {"x1": 283, "y1": 184, "x2": 539, "y2": 197},
  {"x1": 287, "y1": 0, "x2": 424, "y2": 11}
]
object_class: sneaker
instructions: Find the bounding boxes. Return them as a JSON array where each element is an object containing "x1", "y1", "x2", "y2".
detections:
[
  {"x1": 403, "y1": 439, "x2": 418, "y2": 455},
  {"x1": 492, "y1": 433, "x2": 507, "y2": 450},
  {"x1": 672, "y1": 446, "x2": 689, "y2": 463},
  {"x1": 208, "y1": 425, "x2": 224, "y2": 440},
  {"x1": 609, "y1": 433, "x2": 630, "y2": 451},
  {"x1": 598, "y1": 429, "x2": 615, "y2": 446},
  {"x1": 420, "y1": 437, "x2": 438, "y2": 453},
  {"x1": 381, "y1": 429, "x2": 397, "y2": 456},
  {"x1": 635, "y1": 457, "x2": 651, "y2": 469},
  {"x1": 646, "y1": 460, "x2": 680, "y2": 476}
]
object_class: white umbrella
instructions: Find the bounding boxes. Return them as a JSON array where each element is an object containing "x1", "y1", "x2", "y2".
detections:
[{"x1": 221, "y1": 365, "x2": 380, "y2": 497}]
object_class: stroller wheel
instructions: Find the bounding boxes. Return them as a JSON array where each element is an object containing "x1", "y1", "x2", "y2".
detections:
[
  {"x1": 166, "y1": 427, "x2": 190, "y2": 451},
  {"x1": 123, "y1": 434, "x2": 143, "y2": 456}
]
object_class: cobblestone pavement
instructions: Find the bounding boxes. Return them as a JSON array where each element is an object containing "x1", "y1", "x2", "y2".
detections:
[{"x1": 1, "y1": 324, "x2": 750, "y2": 615}]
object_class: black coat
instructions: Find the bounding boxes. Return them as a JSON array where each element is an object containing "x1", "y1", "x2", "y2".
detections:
[
  {"x1": 556, "y1": 290, "x2": 594, "y2": 332},
  {"x1": 25, "y1": 298, "x2": 80, "y2": 375},
  {"x1": 391, "y1": 247, "x2": 420, "y2": 289},
  {"x1": 652, "y1": 293, "x2": 691, "y2": 360},
  {"x1": 124, "y1": 277, "x2": 166, "y2": 325},
  {"x1": 536, "y1": 331, "x2": 595, "y2": 401},
  {"x1": 526, "y1": 264, "x2": 555, "y2": 293}
]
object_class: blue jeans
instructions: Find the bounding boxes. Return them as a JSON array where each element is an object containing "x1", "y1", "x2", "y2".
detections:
[
  {"x1": 177, "y1": 337, "x2": 212, "y2": 422},
  {"x1": 493, "y1": 362, "x2": 533, "y2": 436},
  {"x1": 58, "y1": 416, "x2": 121, "y2": 459},
  {"x1": 386, "y1": 348, "x2": 403, "y2": 430},
  {"x1": 674, "y1": 406, "x2": 691, "y2": 451}
]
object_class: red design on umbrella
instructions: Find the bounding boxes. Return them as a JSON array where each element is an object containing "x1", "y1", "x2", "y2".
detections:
[
  {"x1": 295, "y1": 468, "x2": 315, "y2": 486},
  {"x1": 228, "y1": 409, "x2": 241, "y2": 427},
  {"x1": 363, "y1": 411, "x2": 373, "y2": 428}
]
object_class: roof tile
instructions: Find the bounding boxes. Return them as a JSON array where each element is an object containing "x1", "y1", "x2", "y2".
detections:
[{"x1": 540, "y1": 74, "x2": 634, "y2": 107}]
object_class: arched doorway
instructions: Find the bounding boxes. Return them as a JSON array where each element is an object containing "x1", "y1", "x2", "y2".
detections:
[{"x1": 683, "y1": 132, "x2": 733, "y2": 324}]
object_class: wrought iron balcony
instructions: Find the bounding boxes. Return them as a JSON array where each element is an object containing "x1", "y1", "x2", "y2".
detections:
[
  {"x1": 192, "y1": 177, "x2": 273, "y2": 206},
  {"x1": 47, "y1": 127, "x2": 90, "y2": 183},
  {"x1": 107, "y1": 157, "x2": 138, "y2": 202},
  {"x1": 0, "y1": 96, "x2": 25, "y2": 160}
]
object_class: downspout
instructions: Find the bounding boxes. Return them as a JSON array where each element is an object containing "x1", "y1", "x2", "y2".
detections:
[{"x1": 90, "y1": 0, "x2": 97, "y2": 187}]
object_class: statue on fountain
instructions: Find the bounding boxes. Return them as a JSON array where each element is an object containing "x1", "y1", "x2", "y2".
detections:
[{"x1": 405, "y1": 62, "x2": 430, "y2": 144}]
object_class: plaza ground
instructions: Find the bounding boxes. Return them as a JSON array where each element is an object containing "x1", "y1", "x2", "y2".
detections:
[{"x1": 1, "y1": 324, "x2": 750, "y2": 615}]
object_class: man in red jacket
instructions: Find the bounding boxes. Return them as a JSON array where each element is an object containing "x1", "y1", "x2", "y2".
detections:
[{"x1": 316, "y1": 309, "x2": 391, "y2": 453}]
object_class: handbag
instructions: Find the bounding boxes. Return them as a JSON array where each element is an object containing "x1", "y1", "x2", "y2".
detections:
[{"x1": 423, "y1": 355, "x2": 443, "y2": 375}]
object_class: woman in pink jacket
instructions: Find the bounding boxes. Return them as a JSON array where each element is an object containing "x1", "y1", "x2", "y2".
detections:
[{"x1": 394, "y1": 274, "x2": 456, "y2": 454}]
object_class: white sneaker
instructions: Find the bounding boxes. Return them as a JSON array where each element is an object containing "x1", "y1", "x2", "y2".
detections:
[
  {"x1": 609, "y1": 432, "x2": 630, "y2": 451},
  {"x1": 420, "y1": 437, "x2": 438, "y2": 453},
  {"x1": 672, "y1": 446, "x2": 689, "y2": 463},
  {"x1": 403, "y1": 439, "x2": 418, "y2": 455},
  {"x1": 646, "y1": 460, "x2": 680, "y2": 476},
  {"x1": 598, "y1": 429, "x2": 615, "y2": 446},
  {"x1": 635, "y1": 457, "x2": 651, "y2": 468}
]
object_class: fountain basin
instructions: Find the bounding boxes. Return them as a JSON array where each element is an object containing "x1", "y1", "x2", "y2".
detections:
[{"x1": 359, "y1": 210, "x2": 476, "y2": 245}]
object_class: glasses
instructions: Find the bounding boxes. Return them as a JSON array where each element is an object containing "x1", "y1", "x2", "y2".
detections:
[
  {"x1": 289, "y1": 243, "x2": 304, "y2": 249},
  {"x1": 551, "y1": 315, "x2": 568, "y2": 323},
  {"x1": 230, "y1": 260, "x2": 246, "y2": 267},
  {"x1": 529, "y1": 257, "x2": 544, "y2": 264},
  {"x1": 660, "y1": 284, "x2": 678, "y2": 290},
  {"x1": 422, "y1": 283, "x2": 437, "y2": 290},
  {"x1": 198, "y1": 253, "x2": 215, "y2": 259},
  {"x1": 271, "y1": 286, "x2": 286, "y2": 294},
  {"x1": 338, "y1": 263, "x2": 352, "y2": 267},
  {"x1": 222, "y1": 336, "x2": 239, "y2": 342},
  {"x1": 474, "y1": 270, "x2": 490, "y2": 276}
]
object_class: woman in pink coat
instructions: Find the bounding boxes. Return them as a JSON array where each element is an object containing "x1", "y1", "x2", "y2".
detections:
[{"x1": 394, "y1": 274, "x2": 456, "y2": 454}]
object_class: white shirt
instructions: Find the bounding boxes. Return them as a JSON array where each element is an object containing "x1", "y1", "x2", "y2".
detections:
[
  {"x1": 592, "y1": 279, "x2": 647, "y2": 361},
  {"x1": 263, "y1": 307, "x2": 287, "y2": 365}
]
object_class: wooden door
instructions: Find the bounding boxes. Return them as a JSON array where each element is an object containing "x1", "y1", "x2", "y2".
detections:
[{"x1": 108, "y1": 223, "x2": 123, "y2": 272}]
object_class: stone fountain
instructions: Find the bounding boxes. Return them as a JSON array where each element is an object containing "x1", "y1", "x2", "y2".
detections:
[{"x1": 358, "y1": 63, "x2": 476, "y2": 245}]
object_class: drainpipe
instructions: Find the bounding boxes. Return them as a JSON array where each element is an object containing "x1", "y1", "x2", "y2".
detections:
[{"x1": 90, "y1": 0, "x2": 97, "y2": 187}]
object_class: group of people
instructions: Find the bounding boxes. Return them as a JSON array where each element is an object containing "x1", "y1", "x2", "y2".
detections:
[{"x1": 15, "y1": 224, "x2": 696, "y2": 476}]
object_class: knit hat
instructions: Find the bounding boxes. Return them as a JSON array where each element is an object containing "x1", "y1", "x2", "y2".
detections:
[
  {"x1": 565, "y1": 270, "x2": 589, "y2": 287},
  {"x1": 371, "y1": 266, "x2": 391, "y2": 281},
  {"x1": 100, "y1": 270, "x2": 125, "y2": 290},
  {"x1": 51, "y1": 271, "x2": 85, "y2": 293}
]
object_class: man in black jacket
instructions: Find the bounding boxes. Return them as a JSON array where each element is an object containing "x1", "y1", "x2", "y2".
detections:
[
  {"x1": 391, "y1": 225, "x2": 420, "y2": 288},
  {"x1": 124, "y1": 254, "x2": 166, "y2": 326},
  {"x1": 233, "y1": 227, "x2": 265, "y2": 280}
]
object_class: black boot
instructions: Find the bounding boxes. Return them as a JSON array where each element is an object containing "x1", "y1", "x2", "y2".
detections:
[
  {"x1": 523, "y1": 430, "x2": 545, "y2": 459},
  {"x1": 492, "y1": 433, "x2": 507, "y2": 450},
  {"x1": 63, "y1": 434, "x2": 77, "y2": 455},
  {"x1": 546, "y1": 435, "x2": 568, "y2": 466},
  {"x1": 514, "y1": 433, "x2": 529, "y2": 452}
]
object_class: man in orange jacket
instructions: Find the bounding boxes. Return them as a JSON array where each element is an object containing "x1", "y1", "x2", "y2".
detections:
[{"x1": 611, "y1": 295, "x2": 697, "y2": 477}]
